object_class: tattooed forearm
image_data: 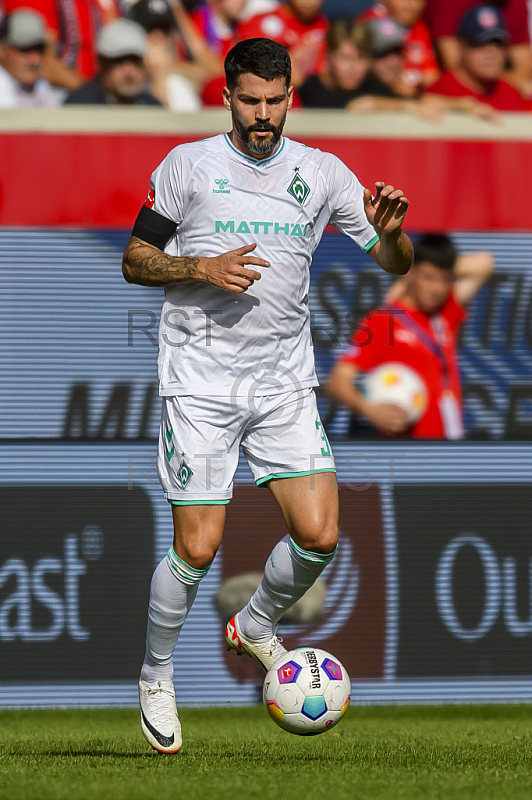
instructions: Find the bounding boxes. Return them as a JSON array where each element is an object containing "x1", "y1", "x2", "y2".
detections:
[{"x1": 122, "y1": 236, "x2": 200, "y2": 286}]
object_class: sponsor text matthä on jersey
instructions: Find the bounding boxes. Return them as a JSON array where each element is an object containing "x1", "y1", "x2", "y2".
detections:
[{"x1": 215, "y1": 220, "x2": 312, "y2": 237}]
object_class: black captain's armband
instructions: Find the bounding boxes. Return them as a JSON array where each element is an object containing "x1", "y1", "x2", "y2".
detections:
[{"x1": 132, "y1": 205, "x2": 178, "y2": 250}]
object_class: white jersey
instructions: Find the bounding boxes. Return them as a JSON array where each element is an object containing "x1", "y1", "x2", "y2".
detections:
[{"x1": 151, "y1": 133, "x2": 378, "y2": 397}]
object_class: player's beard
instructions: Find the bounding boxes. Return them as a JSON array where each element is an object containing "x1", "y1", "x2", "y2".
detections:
[{"x1": 234, "y1": 114, "x2": 286, "y2": 156}]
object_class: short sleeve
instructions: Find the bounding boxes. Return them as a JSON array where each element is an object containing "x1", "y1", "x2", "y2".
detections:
[
  {"x1": 340, "y1": 313, "x2": 388, "y2": 371},
  {"x1": 326, "y1": 155, "x2": 379, "y2": 253},
  {"x1": 150, "y1": 149, "x2": 185, "y2": 226},
  {"x1": 442, "y1": 292, "x2": 467, "y2": 332}
]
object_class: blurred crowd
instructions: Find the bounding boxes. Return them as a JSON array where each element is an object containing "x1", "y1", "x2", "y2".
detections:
[{"x1": 0, "y1": 0, "x2": 531, "y2": 117}]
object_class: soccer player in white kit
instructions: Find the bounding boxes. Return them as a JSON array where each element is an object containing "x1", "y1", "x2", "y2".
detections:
[{"x1": 123, "y1": 37, "x2": 413, "y2": 753}]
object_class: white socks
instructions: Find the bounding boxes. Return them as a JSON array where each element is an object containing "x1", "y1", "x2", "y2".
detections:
[
  {"x1": 141, "y1": 535, "x2": 337, "y2": 684},
  {"x1": 140, "y1": 547, "x2": 209, "y2": 684},
  {"x1": 238, "y1": 534, "x2": 336, "y2": 640}
]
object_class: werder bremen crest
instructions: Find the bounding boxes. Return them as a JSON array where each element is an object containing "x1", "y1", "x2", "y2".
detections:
[
  {"x1": 287, "y1": 173, "x2": 310, "y2": 205},
  {"x1": 177, "y1": 458, "x2": 193, "y2": 489}
]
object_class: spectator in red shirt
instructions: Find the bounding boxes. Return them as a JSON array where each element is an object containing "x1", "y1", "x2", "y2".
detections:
[
  {"x1": 189, "y1": 0, "x2": 283, "y2": 104},
  {"x1": 190, "y1": 0, "x2": 246, "y2": 59},
  {"x1": 426, "y1": 5, "x2": 530, "y2": 112},
  {"x1": 424, "y1": 0, "x2": 531, "y2": 98},
  {"x1": 326, "y1": 234, "x2": 493, "y2": 438},
  {"x1": 358, "y1": 0, "x2": 440, "y2": 94},
  {"x1": 237, "y1": 0, "x2": 329, "y2": 85}
]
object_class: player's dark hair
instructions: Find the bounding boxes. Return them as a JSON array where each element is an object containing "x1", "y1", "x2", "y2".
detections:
[
  {"x1": 224, "y1": 38, "x2": 292, "y2": 92},
  {"x1": 414, "y1": 234, "x2": 457, "y2": 271}
]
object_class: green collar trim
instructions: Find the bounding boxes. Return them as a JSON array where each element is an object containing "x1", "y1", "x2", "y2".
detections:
[{"x1": 224, "y1": 133, "x2": 285, "y2": 166}]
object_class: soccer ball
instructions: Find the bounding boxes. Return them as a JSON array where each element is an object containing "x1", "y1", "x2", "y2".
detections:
[
  {"x1": 263, "y1": 647, "x2": 351, "y2": 735},
  {"x1": 363, "y1": 362, "x2": 427, "y2": 423}
]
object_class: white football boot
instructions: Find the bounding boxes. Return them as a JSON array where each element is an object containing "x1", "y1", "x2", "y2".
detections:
[
  {"x1": 138, "y1": 678, "x2": 182, "y2": 754},
  {"x1": 225, "y1": 613, "x2": 287, "y2": 672}
]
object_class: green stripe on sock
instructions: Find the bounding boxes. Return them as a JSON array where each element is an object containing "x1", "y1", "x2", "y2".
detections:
[
  {"x1": 289, "y1": 537, "x2": 337, "y2": 564},
  {"x1": 167, "y1": 546, "x2": 210, "y2": 583}
]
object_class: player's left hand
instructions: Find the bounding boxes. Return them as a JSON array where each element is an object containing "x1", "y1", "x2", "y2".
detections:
[{"x1": 363, "y1": 182, "x2": 409, "y2": 235}]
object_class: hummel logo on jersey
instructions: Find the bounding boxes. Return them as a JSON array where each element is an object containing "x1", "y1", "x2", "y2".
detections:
[
  {"x1": 177, "y1": 459, "x2": 193, "y2": 489},
  {"x1": 287, "y1": 173, "x2": 310, "y2": 205},
  {"x1": 213, "y1": 178, "x2": 230, "y2": 194}
]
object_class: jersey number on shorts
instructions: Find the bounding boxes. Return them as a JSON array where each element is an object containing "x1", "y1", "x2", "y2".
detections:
[{"x1": 315, "y1": 420, "x2": 331, "y2": 457}]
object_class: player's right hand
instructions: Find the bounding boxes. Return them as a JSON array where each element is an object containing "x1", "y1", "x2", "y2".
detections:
[
  {"x1": 197, "y1": 244, "x2": 270, "y2": 293},
  {"x1": 365, "y1": 403, "x2": 410, "y2": 436}
]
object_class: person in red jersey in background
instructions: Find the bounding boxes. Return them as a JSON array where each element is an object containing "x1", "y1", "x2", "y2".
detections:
[
  {"x1": 424, "y1": 0, "x2": 531, "y2": 98},
  {"x1": 2, "y1": 0, "x2": 124, "y2": 90},
  {"x1": 426, "y1": 5, "x2": 531, "y2": 112},
  {"x1": 189, "y1": 0, "x2": 246, "y2": 59},
  {"x1": 184, "y1": 0, "x2": 279, "y2": 104},
  {"x1": 358, "y1": 0, "x2": 440, "y2": 95},
  {"x1": 187, "y1": 0, "x2": 278, "y2": 61},
  {"x1": 237, "y1": 0, "x2": 329, "y2": 85},
  {"x1": 326, "y1": 234, "x2": 493, "y2": 438}
]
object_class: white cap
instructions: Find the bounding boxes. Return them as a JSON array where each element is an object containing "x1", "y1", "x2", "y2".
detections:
[
  {"x1": 3, "y1": 11, "x2": 46, "y2": 49},
  {"x1": 96, "y1": 19, "x2": 147, "y2": 59}
]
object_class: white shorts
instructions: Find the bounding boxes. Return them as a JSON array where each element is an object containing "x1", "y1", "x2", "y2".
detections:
[{"x1": 157, "y1": 388, "x2": 336, "y2": 504}]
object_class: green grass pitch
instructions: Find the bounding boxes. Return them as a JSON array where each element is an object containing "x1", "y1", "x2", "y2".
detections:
[{"x1": 1, "y1": 705, "x2": 532, "y2": 800}]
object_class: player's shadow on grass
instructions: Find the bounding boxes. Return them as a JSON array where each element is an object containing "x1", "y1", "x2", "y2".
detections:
[
  {"x1": 23, "y1": 749, "x2": 158, "y2": 759},
  {"x1": 30, "y1": 745, "x2": 343, "y2": 762}
]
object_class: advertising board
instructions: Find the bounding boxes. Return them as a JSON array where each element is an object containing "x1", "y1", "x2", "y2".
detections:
[
  {"x1": 2, "y1": 229, "x2": 532, "y2": 442},
  {"x1": 1, "y1": 443, "x2": 532, "y2": 707},
  {"x1": 0, "y1": 486, "x2": 153, "y2": 682},
  {"x1": 395, "y1": 484, "x2": 532, "y2": 678}
]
